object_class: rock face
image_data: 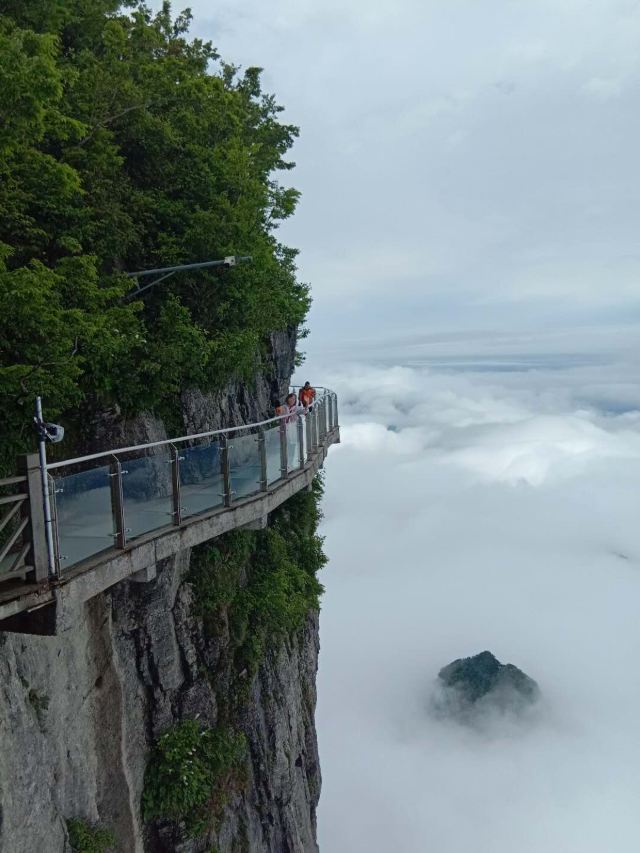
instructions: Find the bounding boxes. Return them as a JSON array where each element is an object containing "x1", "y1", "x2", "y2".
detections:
[
  {"x1": 0, "y1": 327, "x2": 321, "y2": 853},
  {"x1": 85, "y1": 328, "x2": 297, "y2": 453},
  {"x1": 434, "y1": 651, "x2": 540, "y2": 722}
]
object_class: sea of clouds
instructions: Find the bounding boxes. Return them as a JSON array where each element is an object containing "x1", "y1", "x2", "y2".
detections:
[{"x1": 304, "y1": 339, "x2": 640, "y2": 852}]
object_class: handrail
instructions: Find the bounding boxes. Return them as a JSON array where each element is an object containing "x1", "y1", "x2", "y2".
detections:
[
  {"x1": 0, "y1": 387, "x2": 339, "y2": 608},
  {"x1": 43, "y1": 387, "x2": 338, "y2": 576},
  {"x1": 47, "y1": 387, "x2": 332, "y2": 471}
]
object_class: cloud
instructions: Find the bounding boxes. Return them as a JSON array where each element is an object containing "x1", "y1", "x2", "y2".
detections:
[
  {"x1": 582, "y1": 76, "x2": 625, "y2": 100},
  {"x1": 311, "y1": 344, "x2": 640, "y2": 852}
]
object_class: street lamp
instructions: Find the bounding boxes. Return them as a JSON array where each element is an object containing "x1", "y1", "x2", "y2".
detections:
[
  {"x1": 124, "y1": 255, "x2": 252, "y2": 300},
  {"x1": 34, "y1": 397, "x2": 64, "y2": 578}
]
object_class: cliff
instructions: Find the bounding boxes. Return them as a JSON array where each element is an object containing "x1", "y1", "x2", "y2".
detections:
[{"x1": 0, "y1": 329, "x2": 322, "y2": 853}]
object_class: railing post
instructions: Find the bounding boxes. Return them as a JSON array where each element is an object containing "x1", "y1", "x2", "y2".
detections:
[
  {"x1": 170, "y1": 443, "x2": 182, "y2": 526},
  {"x1": 333, "y1": 393, "x2": 339, "y2": 429},
  {"x1": 257, "y1": 429, "x2": 268, "y2": 491},
  {"x1": 312, "y1": 407, "x2": 319, "y2": 449},
  {"x1": 327, "y1": 396, "x2": 333, "y2": 433},
  {"x1": 48, "y1": 474, "x2": 62, "y2": 574},
  {"x1": 17, "y1": 453, "x2": 49, "y2": 583},
  {"x1": 297, "y1": 415, "x2": 305, "y2": 469},
  {"x1": 279, "y1": 418, "x2": 288, "y2": 479},
  {"x1": 220, "y1": 435, "x2": 232, "y2": 507},
  {"x1": 110, "y1": 456, "x2": 127, "y2": 549},
  {"x1": 305, "y1": 411, "x2": 313, "y2": 460}
]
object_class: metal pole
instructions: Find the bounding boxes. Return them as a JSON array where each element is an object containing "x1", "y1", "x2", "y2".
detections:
[
  {"x1": 35, "y1": 396, "x2": 57, "y2": 578},
  {"x1": 110, "y1": 456, "x2": 127, "y2": 549},
  {"x1": 126, "y1": 255, "x2": 252, "y2": 279},
  {"x1": 257, "y1": 429, "x2": 268, "y2": 491},
  {"x1": 279, "y1": 419, "x2": 288, "y2": 479},
  {"x1": 124, "y1": 256, "x2": 253, "y2": 300},
  {"x1": 297, "y1": 415, "x2": 305, "y2": 469},
  {"x1": 305, "y1": 412, "x2": 313, "y2": 461},
  {"x1": 311, "y1": 407, "x2": 318, "y2": 449},
  {"x1": 170, "y1": 443, "x2": 182, "y2": 526},
  {"x1": 220, "y1": 435, "x2": 232, "y2": 508}
]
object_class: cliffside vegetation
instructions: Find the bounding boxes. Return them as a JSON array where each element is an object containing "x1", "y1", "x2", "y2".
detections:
[
  {"x1": 140, "y1": 481, "x2": 326, "y2": 839},
  {"x1": 188, "y1": 478, "x2": 326, "y2": 717},
  {"x1": 142, "y1": 720, "x2": 247, "y2": 837},
  {"x1": 0, "y1": 0, "x2": 309, "y2": 472},
  {"x1": 66, "y1": 818, "x2": 116, "y2": 852}
]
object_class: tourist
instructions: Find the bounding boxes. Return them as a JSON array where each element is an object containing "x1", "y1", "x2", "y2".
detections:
[
  {"x1": 285, "y1": 392, "x2": 299, "y2": 423},
  {"x1": 298, "y1": 381, "x2": 316, "y2": 410}
]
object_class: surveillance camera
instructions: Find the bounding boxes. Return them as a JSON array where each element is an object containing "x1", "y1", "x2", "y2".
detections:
[
  {"x1": 223, "y1": 255, "x2": 237, "y2": 267},
  {"x1": 44, "y1": 423, "x2": 65, "y2": 444}
]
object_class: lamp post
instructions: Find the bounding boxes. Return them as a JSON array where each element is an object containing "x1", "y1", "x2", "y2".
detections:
[
  {"x1": 124, "y1": 255, "x2": 252, "y2": 300},
  {"x1": 33, "y1": 397, "x2": 64, "y2": 578}
]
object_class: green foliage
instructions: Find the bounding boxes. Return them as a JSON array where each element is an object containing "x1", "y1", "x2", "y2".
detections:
[
  {"x1": 142, "y1": 719, "x2": 246, "y2": 837},
  {"x1": 66, "y1": 818, "x2": 115, "y2": 853},
  {"x1": 189, "y1": 480, "x2": 326, "y2": 705},
  {"x1": 0, "y1": 2, "x2": 309, "y2": 472}
]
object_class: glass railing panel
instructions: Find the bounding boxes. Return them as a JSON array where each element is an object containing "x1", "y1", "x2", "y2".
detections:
[
  {"x1": 53, "y1": 465, "x2": 114, "y2": 568},
  {"x1": 229, "y1": 431, "x2": 261, "y2": 499},
  {"x1": 179, "y1": 440, "x2": 223, "y2": 518},
  {"x1": 286, "y1": 420, "x2": 300, "y2": 473},
  {"x1": 121, "y1": 450, "x2": 173, "y2": 539},
  {"x1": 265, "y1": 423, "x2": 282, "y2": 484}
]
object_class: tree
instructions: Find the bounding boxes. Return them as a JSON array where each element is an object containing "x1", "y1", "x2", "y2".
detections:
[{"x1": 0, "y1": 2, "x2": 309, "y2": 472}]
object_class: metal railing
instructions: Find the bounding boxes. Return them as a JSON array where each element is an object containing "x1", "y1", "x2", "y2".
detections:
[
  {"x1": 0, "y1": 453, "x2": 49, "y2": 586},
  {"x1": 0, "y1": 474, "x2": 31, "y2": 580},
  {"x1": 12, "y1": 387, "x2": 338, "y2": 578}
]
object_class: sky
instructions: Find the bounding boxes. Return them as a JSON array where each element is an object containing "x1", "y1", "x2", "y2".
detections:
[
  {"x1": 168, "y1": 0, "x2": 640, "y2": 346},
  {"x1": 157, "y1": 2, "x2": 640, "y2": 850}
]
